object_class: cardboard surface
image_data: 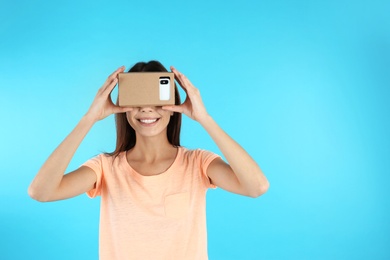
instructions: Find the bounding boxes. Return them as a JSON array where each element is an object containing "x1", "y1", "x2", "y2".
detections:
[{"x1": 118, "y1": 72, "x2": 175, "y2": 107}]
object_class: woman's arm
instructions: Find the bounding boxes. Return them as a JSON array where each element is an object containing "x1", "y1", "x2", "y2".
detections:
[
  {"x1": 163, "y1": 67, "x2": 269, "y2": 198},
  {"x1": 199, "y1": 116, "x2": 269, "y2": 197},
  {"x1": 28, "y1": 66, "x2": 132, "y2": 202}
]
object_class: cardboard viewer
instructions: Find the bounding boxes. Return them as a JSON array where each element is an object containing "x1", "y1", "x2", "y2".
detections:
[{"x1": 118, "y1": 72, "x2": 175, "y2": 107}]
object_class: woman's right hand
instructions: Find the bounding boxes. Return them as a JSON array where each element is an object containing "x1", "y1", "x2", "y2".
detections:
[{"x1": 86, "y1": 66, "x2": 133, "y2": 122}]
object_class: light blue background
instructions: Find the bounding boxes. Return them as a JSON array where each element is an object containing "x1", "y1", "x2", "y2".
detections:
[{"x1": 1, "y1": 0, "x2": 389, "y2": 259}]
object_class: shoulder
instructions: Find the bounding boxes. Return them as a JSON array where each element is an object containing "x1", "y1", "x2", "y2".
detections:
[
  {"x1": 83, "y1": 151, "x2": 127, "y2": 167},
  {"x1": 179, "y1": 147, "x2": 220, "y2": 164}
]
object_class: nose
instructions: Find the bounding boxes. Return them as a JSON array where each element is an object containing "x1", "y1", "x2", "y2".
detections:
[{"x1": 140, "y1": 106, "x2": 155, "y2": 113}]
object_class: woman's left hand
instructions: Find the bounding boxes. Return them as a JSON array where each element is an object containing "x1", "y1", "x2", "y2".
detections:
[{"x1": 163, "y1": 66, "x2": 210, "y2": 123}]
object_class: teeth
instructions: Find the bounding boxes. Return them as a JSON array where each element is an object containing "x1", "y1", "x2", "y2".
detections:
[{"x1": 140, "y1": 119, "x2": 158, "y2": 124}]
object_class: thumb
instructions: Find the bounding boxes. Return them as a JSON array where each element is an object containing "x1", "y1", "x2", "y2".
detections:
[
  {"x1": 113, "y1": 106, "x2": 133, "y2": 114},
  {"x1": 162, "y1": 105, "x2": 184, "y2": 114}
]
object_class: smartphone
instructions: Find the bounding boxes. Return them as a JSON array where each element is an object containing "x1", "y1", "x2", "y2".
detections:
[{"x1": 118, "y1": 72, "x2": 175, "y2": 107}]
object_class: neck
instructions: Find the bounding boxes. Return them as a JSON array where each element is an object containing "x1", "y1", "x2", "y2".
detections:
[{"x1": 130, "y1": 134, "x2": 176, "y2": 161}]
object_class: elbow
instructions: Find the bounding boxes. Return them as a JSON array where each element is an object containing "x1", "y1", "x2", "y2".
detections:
[
  {"x1": 248, "y1": 180, "x2": 270, "y2": 198},
  {"x1": 27, "y1": 185, "x2": 50, "y2": 202}
]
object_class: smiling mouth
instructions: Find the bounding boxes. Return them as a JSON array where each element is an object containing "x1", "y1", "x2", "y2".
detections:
[{"x1": 138, "y1": 118, "x2": 160, "y2": 124}]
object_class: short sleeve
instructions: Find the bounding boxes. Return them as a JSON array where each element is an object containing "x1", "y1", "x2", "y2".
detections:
[
  {"x1": 81, "y1": 154, "x2": 104, "y2": 198},
  {"x1": 196, "y1": 149, "x2": 221, "y2": 189}
]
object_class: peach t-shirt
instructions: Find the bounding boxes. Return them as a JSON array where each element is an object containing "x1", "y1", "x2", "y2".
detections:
[{"x1": 83, "y1": 147, "x2": 220, "y2": 260}]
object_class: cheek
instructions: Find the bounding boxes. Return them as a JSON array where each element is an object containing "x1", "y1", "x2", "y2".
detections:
[
  {"x1": 161, "y1": 112, "x2": 173, "y2": 123},
  {"x1": 126, "y1": 112, "x2": 137, "y2": 127},
  {"x1": 125, "y1": 112, "x2": 131, "y2": 123},
  {"x1": 156, "y1": 108, "x2": 173, "y2": 118}
]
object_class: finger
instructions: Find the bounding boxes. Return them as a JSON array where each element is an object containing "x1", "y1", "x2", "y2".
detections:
[
  {"x1": 171, "y1": 66, "x2": 196, "y2": 93},
  {"x1": 170, "y1": 66, "x2": 188, "y2": 90},
  {"x1": 171, "y1": 68, "x2": 193, "y2": 100},
  {"x1": 103, "y1": 77, "x2": 118, "y2": 95},
  {"x1": 171, "y1": 66, "x2": 188, "y2": 83},
  {"x1": 102, "y1": 66, "x2": 125, "y2": 91},
  {"x1": 113, "y1": 106, "x2": 133, "y2": 114},
  {"x1": 162, "y1": 105, "x2": 184, "y2": 114},
  {"x1": 108, "y1": 66, "x2": 125, "y2": 80}
]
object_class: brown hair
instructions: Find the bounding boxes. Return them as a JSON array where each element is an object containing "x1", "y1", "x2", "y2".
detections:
[{"x1": 107, "y1": 60, "x2": 181, "y2": 156}]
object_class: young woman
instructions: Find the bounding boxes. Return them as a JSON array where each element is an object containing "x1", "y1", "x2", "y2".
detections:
[{"x1": 28, "y1": 61, "x2": 269, "y2": 259}]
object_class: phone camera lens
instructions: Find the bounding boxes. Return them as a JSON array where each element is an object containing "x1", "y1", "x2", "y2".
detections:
[{"x1": 160, "y1": 80, "x2": 168, "y2": 84}]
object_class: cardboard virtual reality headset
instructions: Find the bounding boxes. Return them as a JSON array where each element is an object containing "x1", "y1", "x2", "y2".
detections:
[{"x1": 118, "y1": 72, "x2": 175, "y2": 107}]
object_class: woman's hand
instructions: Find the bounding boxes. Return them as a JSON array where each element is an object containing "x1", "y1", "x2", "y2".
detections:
[
  {"x1": 86, "y1": 66, "x2": 133, "y2": 122},
  {"x1": 163, "y1": 66, "x2": 210, "y2": 123}
]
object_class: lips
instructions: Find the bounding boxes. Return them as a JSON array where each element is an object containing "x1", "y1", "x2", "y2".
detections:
[{"x1": 137, "y1": 118, "x2": 160, "y2": 125}]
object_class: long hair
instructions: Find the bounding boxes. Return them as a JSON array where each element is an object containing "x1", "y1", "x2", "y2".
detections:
[{"x1": 107, "y1": 60, "x2": 181, "y2": 156}]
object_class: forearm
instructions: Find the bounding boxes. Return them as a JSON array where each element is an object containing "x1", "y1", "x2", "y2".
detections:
[
  {"x1": 199, "y1": 115, "x2": 269, "y2": 196},
  {"x1": 28, "y1": 114, "x2": 95, "y2": 201}
]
